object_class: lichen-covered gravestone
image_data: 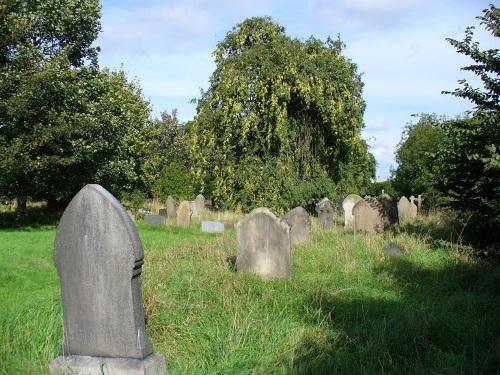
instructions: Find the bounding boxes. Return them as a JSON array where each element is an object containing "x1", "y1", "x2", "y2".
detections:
[
  {"x1": 315, "y1": 198, "x2": 335, "y2": 230},
  {"x1": 236, "y1": 208, "x2": 291, "y2": 278},
  {"x1": 189, "y1": 201, "x2": 198, "y2": 217},
  {"x1": 409, "y1": 196, "x2": 418, "y2": 217},
  {"x1": 342, "y1": 194, "x2": 363, "y2": 230},
  {"x1": 353, "y1": 196, "x2": 398, "y2": 234},
  {"x1": 397, "y1": 196, "x2": 416, "y2": 221},
  {"x1": 166, "y1": 196, "x2": 176, "y2": 219},
  {"x1": 195, "y1": 194, "x2": 205, "y2": 215},
  {"x1": 177, "y1": 200, "x2": 192, "y2": 228},
  {"x1": 144, "y1": 214, "x2": 165, "y2": 227},
  {"x1": 49, "y1": 184, "x2": 166, "y2": 375},
  {"x1": 284, "y1": 206, "x2": 310, "y2": 244}
]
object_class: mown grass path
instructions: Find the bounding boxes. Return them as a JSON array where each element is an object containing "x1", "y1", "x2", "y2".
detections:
[{"x1": 1, "y1": 219, "x2": 499, "y2": 374}]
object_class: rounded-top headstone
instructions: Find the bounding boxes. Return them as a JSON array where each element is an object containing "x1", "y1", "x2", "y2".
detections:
[
  {"x1": 284, "y1": 206, "x2": 311, "y2": 244},
  {"x1": 177, "y1": 200, "x2": 192, "y2": 228},
  {"x1": 315, "y1": 198, "x2": 335, "y2": 230},
  {"x1": 342, "y1": 194, "x2": 363, "y2": 230},
  {"x1": 54, "y1": 184, "x2": 152, "y2": 358},
  {"x1": 397, "y1": 196, "x2": 416, "y2": 221},
  {"x1": 353, "y1": 197, "x2": 398, "y2": 234},
  {"x1": 236, "y1": 207, "x2": 291, "y2": 278},
  {"x1": 195, "y1": 194, "x2": 205, "y2": 215},
  {"x1": 166, "y1": 195, "x2": 176, "y2": 219}
]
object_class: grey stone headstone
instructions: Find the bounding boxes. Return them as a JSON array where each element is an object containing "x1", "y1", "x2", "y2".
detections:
[
  {"x1": 144, "y1": 214, "x2": 166, "y2": 227},
  {"x1": 315, "y1": 198, "x2": 335, "y2": 230},
  {"x1": 397, "y1": 196, "x2": 416, "y2": 221},
  {"x1": 342, "y1": 194, "x2": 363, "y2": 230},
  {"x1": 49, "y1": 184, "x2": 165, "y2": 374},
  {"x1": 353, "y1": 196, "x2": 398, "y2": 234},
  {"x1": 166, "y1": 196, "x2": 176, "y2": 219},
  {"x1": 177, "y1": 200, "x2": 191, "y2": 228},
  {"x1": 284, "y1": 206, "x2": 311, "y2": 244},
  {"x1": 189, "y1": 200, "x2": 198, "y2": 217},
  {"x1": 201, "y1": 220, "x2": 224, "y2": 233},
  {"x1": 195, "y1": 194, "x2": 205, "y2": 215},
  {"x1": 417, "y1": 194, "x2": 423, "y2": 212},
  {"x1": 236, "y1": 208, "x2": 291, "y2": 278}
]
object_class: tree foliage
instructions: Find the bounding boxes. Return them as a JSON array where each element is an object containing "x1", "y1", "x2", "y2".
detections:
[{"x1": 191, "y1": 17, "x2": 374, "y2": 212}]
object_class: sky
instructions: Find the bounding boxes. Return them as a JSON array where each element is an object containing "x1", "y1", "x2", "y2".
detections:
[{"x1": 96, "y1": 0, "x2": 495, "y2": 181}]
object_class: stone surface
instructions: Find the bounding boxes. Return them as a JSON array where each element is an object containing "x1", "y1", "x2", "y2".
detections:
[
  {"x1": 189, "y1": 201, "x2": 198, "y2": 217},
  {"x1": 397, "y1": 196, "x2": 417, "y2": 221},
  {"x1": 201, "y1": 220, "x2": 224, "y2": 233},
  {"x1": 284, "y1": 206, "x2": 311, "y2": 244},
  {"x1": 342, "y1": 194, "x2": 363, "y2": 230},
  {"x1": 384, "y1": 243, "x2": 405, "y2": 256},
  {"x1": 315, "y1": 198, "x2": 335, "y2": 230},
  {"x1": 177, "y1": 200, "x2": 191, "y2": 228},
  {"x1": 158, "y1": 208, "x2": 167, "y2": 217},
  {"x1": 50, "y1": 184, "x2": 164, "y2": 374},
  {"x1": 144, "y1": 214, "x2": 166, "y2": 227},
  {"x1": 195, "y1": 194, "x2": 205, "y2": 215},
  {"x1": 49, "y1": 353, "x2": 166, "y2": 375},
  {"x1": 224, "y1": 222, "x2": 235, "y2": 230},
  {"x1": 166, "y1": 196, "x2": 176, "y2": 219},
  {"x1": 353, "y1": 196, "x2": 398, "y2": 234},
  {"x1": 417, "y1": 194, "x2": 423, "y2": 212},
  {"x1": 409, "y1": 196, "x2": 418, "y2": 217},
  {"x1": 236, "y1": 208, "x2": 291, "y2": 278}
]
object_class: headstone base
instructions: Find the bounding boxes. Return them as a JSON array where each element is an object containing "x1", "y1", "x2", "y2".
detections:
[{"x1": 49, "y1": 352, "x2": 166, "y2": 375}]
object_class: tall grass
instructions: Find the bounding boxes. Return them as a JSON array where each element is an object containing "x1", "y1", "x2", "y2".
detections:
[{"x1": 0, "y1": 213, "x2": 499, "y2": 374}]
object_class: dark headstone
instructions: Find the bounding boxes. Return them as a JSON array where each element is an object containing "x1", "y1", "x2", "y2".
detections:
[
  {"x1": 158, "y1": 208, "x2": 167, "y2": 217},
  {"x1": 315, "y1": 198, "x2": 335, "y2": 230}
]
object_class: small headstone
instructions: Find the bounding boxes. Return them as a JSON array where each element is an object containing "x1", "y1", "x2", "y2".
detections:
[
  {"x1": 342, "y1": 194, "x2": 363, "y2": 230},
  {"x1": 201, "y1": 220, "x2": 224, "y2": 233},
  {"x1": 397, "y1": 196, "x2": 416, "y2": 221},
  {"x1": 166, "y1": 196, "x2": 176, "y2": 219},
  {"x1": 353, "y1": 196, "x2": 398, "y2": 234},
  {"x1": 144, "y1": 214, "x2": 166, "y2": 227},
  {"x1": 177, "y1": 200, "x2": 192, "y2": 228},
  {"x1": 384, "y1": 243, "x2": 405, "y2": 256},
  {"x1": 49, "y1": 184, "x2": 166, "y2": 374},
  {"x1": 195, "y1": 194, "x2": 205, "y2": 215},
  {"x1": 236, "y1": 208, "x2": 291, "y2": 278},
  {"x1": 189, "y1": 201, "x2": 198, "y2": 217},
  {"x1": 284, "y1": 206, "x2": 311, "y2": 244},
  {"x1": 158, "y1": 208, "x2": 167, "y2": 217},
  {"x1": 417, "y1": 194, "x2": 423, "y2": 213},
  {"x1": 315, "y1": 198, "x2": 335, "y2": 230}
]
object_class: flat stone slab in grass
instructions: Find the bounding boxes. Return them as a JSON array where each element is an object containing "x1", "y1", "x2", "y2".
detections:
[
  {"x1": 50, "y1": 184, "x2": 165, "y2": 374},
  {"x1": 284, "y1": 206, "x2": 310, "y2": 244},
  {"x1": 201, "y1": 220, "x2": 224, "y2": 233},
  {"x1": 144, "y1": 214, "x2": 166, "y2": 226},
  {"x1": 236, "y1": 207, "x2": 291, "y2": 278},
  {"x1": 384, "y1": 243, "x2": 405, "y2": 256}
]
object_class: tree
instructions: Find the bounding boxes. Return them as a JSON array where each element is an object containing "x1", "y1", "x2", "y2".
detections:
[
  {"x1": 191, "y1": 17, "x2": 374, "y2": 212},
  {"x1": 392, "y1": 114, "x2": 446, "y2": 205}
]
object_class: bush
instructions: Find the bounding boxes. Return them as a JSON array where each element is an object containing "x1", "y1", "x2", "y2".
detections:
[{"x1": 153, "y1": 163, "x2": 194, "y2": 201}]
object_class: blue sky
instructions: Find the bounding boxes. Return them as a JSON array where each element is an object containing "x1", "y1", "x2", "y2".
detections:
[{"x1": 97, "y1": 0, "x2": 495, "y2": 180}]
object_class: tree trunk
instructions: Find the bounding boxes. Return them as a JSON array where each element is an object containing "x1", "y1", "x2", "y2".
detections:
[{"x1": 16, "y1": 195, "x2": 28, "y2": 224}]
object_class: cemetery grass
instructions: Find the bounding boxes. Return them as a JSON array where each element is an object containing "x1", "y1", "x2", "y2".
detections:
[{"x1": 1, "y1": 216, "x2": 499, "y2": 374}]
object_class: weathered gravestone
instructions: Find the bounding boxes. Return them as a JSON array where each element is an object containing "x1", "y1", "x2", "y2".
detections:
[
  {"x1": 177, "y1": 200, "x2": 192, "y2": 228},
  {"x1": 158, "y1": 208, "x2": 167, "y2": 217},
  {"x1": 409, "y1": 196, "x2": 418, "y2": 217},
  {"x1": 201, "y1": 220, "x2": 224, "y2": 233},
  {"x1": 144, "y1": 214, "x2": 166, "y2": 227},
  {"x1": 315, "y1": 198, "x2": 335, "y2": 230},
  {"x1": 236, "y1": 208, "x2": 291, "y2": 278},
  {"x1": 353, "y1": 196, "x2": 398, "y2": 234},
  {"x1": 189, "y1": 201, "x2": 198, "y2": 217},
  {"x1": 166, "y1": 196, "x2": 176, "y2": 219},
  {"x1": 342, "y1": 194, "x2": 363, "y2": 230},
  {"x1": 284, "y1": 206, "x2": 311, "y2": 244},
  {"x1": 397, "y1": 196, "x2": 416, "y2": 221},
  {"x1": 49, "y1": 184, "x2": 166, "y2": 375},
  {"x1": 417, "y1": 194, "x2": 423, "y2": 213},
  {"x1": 195, "y1": 194, "x2": 205, "y2": 215}
]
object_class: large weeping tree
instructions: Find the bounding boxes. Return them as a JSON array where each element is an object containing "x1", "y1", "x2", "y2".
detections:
[{"x1": 191, "y1": 17, "x2": 374, "y2": 212}]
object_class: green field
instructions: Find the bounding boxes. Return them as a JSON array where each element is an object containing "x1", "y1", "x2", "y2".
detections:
[{"x1": 1, "y1": 215, "x2": 499, "y2": 374}]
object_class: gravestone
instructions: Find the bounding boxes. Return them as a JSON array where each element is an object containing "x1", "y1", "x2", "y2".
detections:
[
  {"x1": 353, "y1": 196, "x2": 398, "y2": 234},
  {"x1": 409, "y1": 196, "x2": 418, "y2": 217},
  {"x1": 189, "y1": 201, "x2": 198, "y2": 217},
  {"x1": 284, "y1": 206, "x2": 311, "y2": 244},
  {"x1": 158, "y1": 208, "x2": 167, "y2": 217},
  {"x1": 315, "y1": 198, "x2": 335, "y2": 230},
  {"x1": 195, "y1": 194, "x2": 205, "y2": 215},
  {"x1": 397, "y1": 196, "x2": 416, "y2": 221},
  {"x1": 49, "y1": 184, "x2": 165, "y2": 375},
  {"x1": 342, "y1": 194, "x2": 363, "y2": 230},
  {"x1": 144, "y1": 214, "x2": 166, "y2": 227},
  {"x1": 417, "y1": 194, "x2": 423, "y2": 213},
  {"x1": 384, "y1": 243, "x2": 405, "y2": 256},
  {"x1": 236, "y1": 208, "x2": 291, "y2": 278},
  {"x1": 177, "y1": 200, "x2": 192, "y2": 228},
  {"x1": 201, "y1": 220, "x2": 224, "y2": 233},
  {"x1": 166, "y1": 196, "x2": 176, "y2": 219}
]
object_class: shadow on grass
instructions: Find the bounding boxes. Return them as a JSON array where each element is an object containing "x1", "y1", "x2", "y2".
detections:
[
  {"x1": 292, "y1": 257, "x2": 500, "y2": 374},
  {"x1": 0, "y1": 207, "x2": 61, "y2": 229}
]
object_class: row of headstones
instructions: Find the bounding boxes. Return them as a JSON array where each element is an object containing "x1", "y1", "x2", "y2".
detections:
[{"x1": 144, "y1": 194, "x2": 205, "y2": 228}]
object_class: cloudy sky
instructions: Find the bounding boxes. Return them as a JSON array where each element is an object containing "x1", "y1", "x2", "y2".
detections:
[{"x1": 97, "y1": 0, "x2": 494, "y2": 180}]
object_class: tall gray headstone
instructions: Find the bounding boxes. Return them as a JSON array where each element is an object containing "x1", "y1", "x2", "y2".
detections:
[
  {"x1": 166, "y1": 196, "x2": 176, "y2": 219},
  {"x1": 49, "y1": 184, "x2": 165, "y2": 375},
  {"x1": 189, "y1": 201, "x2": 198, "y2": 217},
  {"x1": 177, "y1": 200, "x2": 192, "y2": 228},
  {"x1": 284, "y1": 206, "x2": 311, "y2": 244},
  {"x1": 353, "y1": 196, "x2": 398, "y2": 234},
  {"x1": 236, "y1": 208, "x2": 291, "y2": 278},
  {"x1": 417, "y1": 194, "x2": 423, "y2": 213},
  {"x1": 342, "y1": 194, "x2": 363, "y2": 230},
  {"x1": 195, "y1": 194, "x2": 205, "y2": 216},
  {"x1": 315, "y1": 198, "x2": 335, "y2": 230}
]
